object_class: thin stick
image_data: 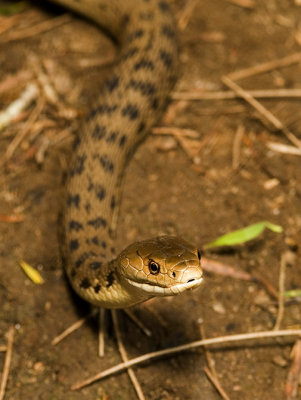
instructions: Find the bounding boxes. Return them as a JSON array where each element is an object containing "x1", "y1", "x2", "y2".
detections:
[
  {"x1": 227, "y1": 52, "x2": 301, "y2": 81},
  {"x1": 71, "y1": 329, "x2": 301, "y2": 390},
  {"x1": 123, "y1": 309, "x2": 152, "y2": 337},
  {"x1": 0, "y1": 14, "x2": 71, "y2": 44},
  {"x1": 266, "y1": 142, "x2": 301, "y2": 156},
  {"x1": 0, "y1": 326, "x2": 14, "y2": 400},
  {"x1": 51, "y1": 309, "x2": 97, "y2": 346},
  {"x1": 172, "y1": 88, "x2": 301, "y2": 101},
  {"x1": 274, "y1": 252, "x2": 289, "y2": 330},
  {"x1": 204, "y1": 367, "x2": 231, "y2": 400},
  {"x1": 4, "y1": 97, "x2": 44, "y2": 162},
  {"x1": 221, "y1": 76, "x2": 301, "y2": 149},
  {"x1": 232, "y1": 125, "x2": 244, "y2": 170},
  {"x1": 152, "y1": 126, "x2": 199, "y2": 139},
  {"x1": 200, "y1": 324, "x2": 230, "y2": 400},
  {"x1": 0, "y1": 83, "x2": 39, "y2": 132},
  {"x1": 111, "y1": 311, "x2": 145, "y2": 400},
  {"x1": 98, "y1": 308, "x2": 105, "y2": 357}
]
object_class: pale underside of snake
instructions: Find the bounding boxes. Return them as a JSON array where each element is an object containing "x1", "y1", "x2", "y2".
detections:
[{"x1": 51, "y1": 0, "x2": 203, "y2": 308}]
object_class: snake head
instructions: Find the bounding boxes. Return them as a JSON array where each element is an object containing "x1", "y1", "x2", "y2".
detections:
[{"x1": 117, "y1": 236, "x2": 203, "y2": 297}]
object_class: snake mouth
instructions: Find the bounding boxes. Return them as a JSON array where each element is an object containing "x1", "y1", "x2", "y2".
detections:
[{"x1": 126, "y1": 277, "x2": 203, "y2": 296}]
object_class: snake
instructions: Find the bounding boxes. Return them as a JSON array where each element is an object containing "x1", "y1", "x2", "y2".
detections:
[{"x1": 51, "y1": 0, "x2": 203, "y2": 308}]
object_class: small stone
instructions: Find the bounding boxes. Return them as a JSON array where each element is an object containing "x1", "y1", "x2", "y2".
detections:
[
  {"x1": 212, "y1": 302, "x2": 226, "y2": 314},
  {"x1": 272, "y1": 355, "x2": 288, "y2": 367}
]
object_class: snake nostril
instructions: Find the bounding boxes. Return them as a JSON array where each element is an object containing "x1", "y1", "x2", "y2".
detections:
[{"x1": 187, "y1": 279, "x2": 195, "y2": 283}]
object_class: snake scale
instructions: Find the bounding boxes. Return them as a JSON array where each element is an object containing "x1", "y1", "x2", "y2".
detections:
[{"x1": 52, "y1": 0, "x2": 203, "y2": 308}]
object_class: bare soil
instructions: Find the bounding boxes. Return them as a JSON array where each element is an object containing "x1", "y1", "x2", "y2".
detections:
[{"x1": 0, "y1": 1, "x2": 301, "y2": 399}]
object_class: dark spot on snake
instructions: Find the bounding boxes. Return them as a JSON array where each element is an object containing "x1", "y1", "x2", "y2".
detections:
[
  {"x1": 101, "y1": 241, "x2": 107, "y2": 249},
  {"x1": 128, "y1": 79, "x2": 156, "y2": 96},
  {"x1": 106, "y1": 271, "x2": 115, "y2": 287},
  {"x1": 134, "y1": 59, "x2": 154, "y2": 71},
  {"x1": 104, "y1": 75, "x2": 120, "y2": 92},
  {"x1": 80, "y1": 277, "x2": 91, "y2": 289},
  {"x1": 95, "y1": 184, "x2": 106, "y2": 201},
  {"x1": 70, "y1": 154, "x2": 87, "y2": 176},
  {"x1": 121, "y1": 46, "x2": 139, "y2": 60},
  {"x1": 111, "y1": 247, "x2": 116, "y2": 255},
  {"x1": 94, "y1": 284, "x2": 101, "y2": 293},
  {"x1": 138, "y1": 121, "x2": 145, "y2": 134},
  {"x1": 67, "y1": 194, "x2": 80, "y2": 208},
  {"x1": 72, "y1": 135, "x2": 81, "y2": 150},
  {"x1": 87, "y1": 217, "x2": 107, "y2": 229},
  {"x1": 85, "y1": 202, "x2": 91, "y2": 213},
  {"x1": 106, "y1": 131, "x2": 118, "y2": 143},
  {"x1": 75, "y1": 253, "x2": 88, "y2": 268},
  {"x1": 159, "y1": 50, "x2": 172, "y2": 68},
  {"x1": 86, "y1": 104, "x2": 118, "y2": 121},
  {"x1": 86, "y1": 236, "x2": 100, "y2": 246},
  {"x1": 122, "y1": 104, "x2": 139, "y2": 120},
  {"x1": 119, "y1": 135, "x2": 127, "y2": 147},
  {"x1": 70, "y1": 268, "x2": 76, "y2": 278},
  {"x1": 69, "y1": 220, "x2": 83, "y2": 231},
  {"x1": 92, "y1": 236, "x2": 100, "y2": 245},
  {"x1": 161, "y1": 24, "x2": 175, "y2": 39},
  {"x1": 89, "y1": 261, "x2": 102, "y2": 270},
  {"x1": 151, "y1": 97, "x2": 159, "y2": 109},
  {"x1": 121, "y1": 13, "x2": 130, "y2": 27},
  {"x1": 100, "y1": 154, "x2": 114, "y2": 173},
  {"x1": 75, "y1": 251, "x2": 97, "y2": 268},
  {"x1": 69, "y1": 239, "x2": 79, "y2": 251},
  {"x1": 158, "y1": 1, "x2": 170, "y2": 12},
  {"x1": 92, "y1": 124, "x2": 106, "y2": 140},
  {"x1": 127, "y1": 29, "x2": 144, "y2": 43},
  {"x1": 139, "y1": 11, "x2": 154, "y2": 20},
  {"x1": 110, "y1": 196, "x2": 115, "y2": 210}
]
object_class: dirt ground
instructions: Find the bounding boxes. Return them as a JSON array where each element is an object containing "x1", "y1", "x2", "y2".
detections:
[{"x1": 0, "y1": 0, "x2": 301, "y2": 399}]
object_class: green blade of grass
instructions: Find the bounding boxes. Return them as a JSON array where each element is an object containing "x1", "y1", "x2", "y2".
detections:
[
  {"x1": 204, "y1": 221, "x2": 283, "y2": 249},
  {"x1": 284, "y1": 290, "x2": 301, "y2": 298}
]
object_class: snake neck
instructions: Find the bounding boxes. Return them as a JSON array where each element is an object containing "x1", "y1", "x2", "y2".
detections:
[
  {"x1": 69, "y1": 258, "x2": 153, "y2": 308},
  {"x1": 53, "y1": 0, "x2": 178, "y2": 306}
]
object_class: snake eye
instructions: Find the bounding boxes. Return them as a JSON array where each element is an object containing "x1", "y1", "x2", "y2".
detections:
[{"x1": 148, "y1": 260, "x2": 160, "y2": 275}]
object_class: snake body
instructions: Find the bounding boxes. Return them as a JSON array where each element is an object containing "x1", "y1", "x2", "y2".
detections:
[{"x1": 52, "y1": 0, "x2": 203, "y2": 308}]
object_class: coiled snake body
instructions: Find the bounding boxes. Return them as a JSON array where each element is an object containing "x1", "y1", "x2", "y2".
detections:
[{"x1": 52, "y1": 0, "x2": 203, "y2": 308}]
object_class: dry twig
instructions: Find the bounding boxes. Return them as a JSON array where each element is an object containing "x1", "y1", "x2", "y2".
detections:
[
  {"x1": 172, "y1": 88, "x2": 301, "y2": 101},
  {"x1": 232, "y1": 125, "x2": 244, "y2": 170},
  {"x1": 0, "y1": 14, "x2": 71, "y2": 44},
  {"x1": 0, "y1": 326, "x2": 15, "y2": 400},
  {"x1": 221, "y1": 76, "x2": 301, "y2": 149},
  {"x1": 123, "y1": 309, "x2": 152, "y2": 337},
  {"x1": 71, "y1": 329, "x2": 301, "y2": 390},
  {"x1": 51, "y1": 309, "x2": 98, "y2": 346},
  {"x1": 200, "y1": 323, "x2": 230, "y2": 400},
  {"x1": 286, "y1": 339, "x2": 301, "y2": 399},
  {"x1": 274, "y1": 251, "x2": 296, "y2": 330},
  {"x1": 0, "y1": 83, "x2": 39, "y2": 132},
  {"x1": 267, "y1": 142, "x2": 301, "y2": 156},
  {"x1": 177, "y1": 0, "x2": 199, "y2": 30},
  {"x1": 204, "y1": 367, "x2": 231, "y2": 400},
  {"x1": 111, "y1": 310, "x2": 145, "y2": 400},
  {"x1": 227, "y1": 52, "x2": 301, "y2": 81},
  {"x1": 98, "y1": 308, "x2": 105, "y2": 357}
]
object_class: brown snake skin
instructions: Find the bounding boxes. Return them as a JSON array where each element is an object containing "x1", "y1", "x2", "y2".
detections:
[{"x1": 51, "y1": 0, "x2": 203, "y2": 308}]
